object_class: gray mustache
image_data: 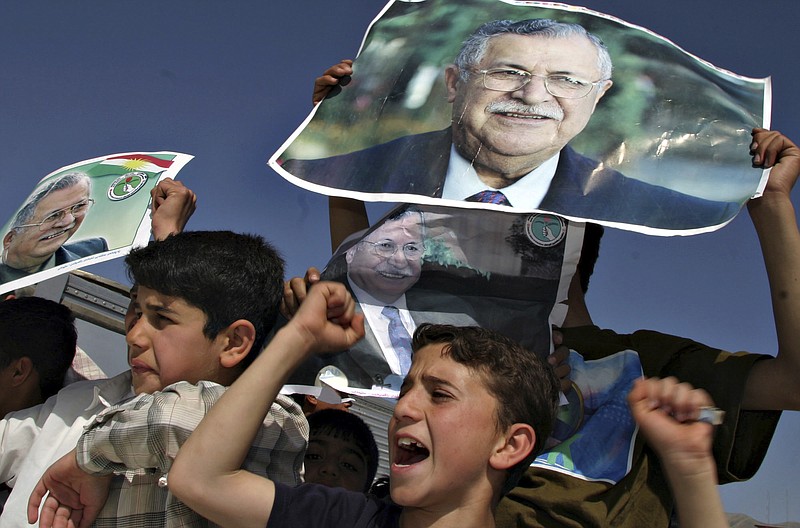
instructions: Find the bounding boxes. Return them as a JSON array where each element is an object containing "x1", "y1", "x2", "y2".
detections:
[{"x1": 485, "y1": 101, "x2": 564, "y2": 121}]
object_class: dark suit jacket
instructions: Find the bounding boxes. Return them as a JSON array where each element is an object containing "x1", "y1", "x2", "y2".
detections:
[
  {"x1": 283, "y1": 128, "x2": 740, "y2": 230},
  {"x1": 291, "y1": 286, "x2": 478, "y2": 389},
  {"x1": 0, "y1": 237, "x2": 108, "y2": 283},
  {"x1": 54, "y1": 237, "x2": 109, "y2": 264}
]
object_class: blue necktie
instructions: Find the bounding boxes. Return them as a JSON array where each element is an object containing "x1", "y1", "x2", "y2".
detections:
[
  {"x1": 465, "y1": 189, "x2": 511, "y2": 206},
  {"x1": 382, "y1": 305, "x2": 413, "y2": 376}
]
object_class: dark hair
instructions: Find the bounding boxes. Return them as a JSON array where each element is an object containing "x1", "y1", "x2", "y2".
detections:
[
  {"x1": 307, "y1": 408, "x2": 380, "y2": 492},
  {"x1": 125, "y1": 231, "x2": 285, "y2": 365},
  {"x1": 412, "y1": 323, "x2": 559, "y2": 496},
  {"x1": 0, "y1": 297, "x2": 77, "y2": 399},
  {"x1": 577, "y1": 222, "x2": 604, "y2": 293}
]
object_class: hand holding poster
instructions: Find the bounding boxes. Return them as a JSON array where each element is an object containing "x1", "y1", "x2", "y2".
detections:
[
  {"x1": 0, "y1": 152, "x2": 193, "y2": 294},
  {"x1": 271, "y1": 0, "x2": 770, "y2": 235}
]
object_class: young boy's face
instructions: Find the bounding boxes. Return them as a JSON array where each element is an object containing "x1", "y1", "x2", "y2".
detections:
[
  {"x1": 303, "y1": 432, "x2": 370, "y2": 492},
  {"x1": 126, "y1": 285, "x2": 226, "y2": 395},
  {"x1": 388, "y1": 343, "x2": 505, "y2": 509}
]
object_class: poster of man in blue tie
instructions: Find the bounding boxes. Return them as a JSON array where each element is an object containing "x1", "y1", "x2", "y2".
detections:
[
  {"x1": 290, "y1": 203, "x2": 584, "y2": 392},
  {"x1": 270, "y1": 0, "x2": 770, "y2": 235},
  {"x1": 0, "y1": 152, "x2": 193, "y2": 294}
]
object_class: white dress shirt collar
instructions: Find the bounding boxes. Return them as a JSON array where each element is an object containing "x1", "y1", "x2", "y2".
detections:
[
  {"x1": 348, "y1": 278, "x2": 416, "y2": 376},
  {"x1": 441, "y1": 144, "x2": 560, "y2": 209}
]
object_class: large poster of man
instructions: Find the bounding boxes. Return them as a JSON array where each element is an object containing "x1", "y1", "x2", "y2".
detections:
[
  {"x1": 0, "y1": 152, "x2": 193, "y2": 294},
  {"x1": 271, "y1": 0, "x2": 769, "y2": 235},
  {"x1": 290, "y1": 203, "x2": 584, "y2": 394}
]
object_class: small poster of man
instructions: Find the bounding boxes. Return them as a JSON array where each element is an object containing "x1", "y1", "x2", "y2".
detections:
[
  {"x1": 0, "y1": 151, "x2": 193, "y2": 294},
  {"x1": 289, "y1": 203, "x2": 584, "y2": 394}
]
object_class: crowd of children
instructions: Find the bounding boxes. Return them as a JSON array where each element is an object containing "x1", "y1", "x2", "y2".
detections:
[{"x1": 1, "y1": 62, "x2": 799, "y2": 528}]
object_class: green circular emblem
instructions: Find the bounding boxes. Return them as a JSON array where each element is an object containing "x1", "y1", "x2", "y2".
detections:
[
  {"x1": 108, "y1": 171, "x2": 148, "y2": 201},
  {"x1": 524, "y1": 214, "x2": 566, "y2": 247}
]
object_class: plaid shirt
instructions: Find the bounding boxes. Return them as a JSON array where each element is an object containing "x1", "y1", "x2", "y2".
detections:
[
  {"x1": 78, "y1": 381, "x2": 308, "y2": 527},
  {"x1": 63, "y1": 346, "x2": 108, "y2": 385}
]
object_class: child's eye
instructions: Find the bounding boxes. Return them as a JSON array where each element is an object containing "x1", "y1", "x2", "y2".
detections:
[
  {"x1": 146, "y1": 312, "x2": 174, "y2": 329},
  {"x1": 304, "y1": 453, "x2": 322, "y2": 461},
  {"x1": 432, "y1": 390, "x2": 452, "y2": 400},
  {"x1": 155, "y1": 313, "x2": 175, "y2": 325},
  {"x1": 339, "y1": 455, "x2": 365, "y2": 473}
]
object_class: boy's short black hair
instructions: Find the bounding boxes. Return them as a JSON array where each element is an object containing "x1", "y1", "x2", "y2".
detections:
[
  {"x1": 0, "y1": 297, "x2": 77, "y2": 399},
  {"x1": 125, "y1": 231, "x2": 285, "y2": 365},
  {"x1": 412, "y1": 324, "x2": 560, "y2": 496},
  {"x1": 307, "y1": 408, "x2": 380, "y2": 492}
]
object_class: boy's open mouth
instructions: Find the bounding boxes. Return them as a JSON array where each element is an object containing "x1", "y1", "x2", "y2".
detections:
[{"x1": 394, "y1": 437, "x2": 430, "y2": 466}]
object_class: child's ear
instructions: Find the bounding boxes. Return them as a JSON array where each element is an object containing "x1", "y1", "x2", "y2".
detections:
[
  {"x1": 489, "y1": 423, "x2": 536, "y2": 471},
  {"x1": 218, "y1": 319, "x2": 256, "y2": 369},
  {"x1": 9, "y1": 357, "x2": 35, "y2": 387}
]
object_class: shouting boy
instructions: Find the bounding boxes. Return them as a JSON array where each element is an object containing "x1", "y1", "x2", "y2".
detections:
[
  {"x1": 164, "y1": 282, "x2": 730, "y2": 528},
  {"x1": 166, "y1": 281, "x2": 561, "y2": 528}
]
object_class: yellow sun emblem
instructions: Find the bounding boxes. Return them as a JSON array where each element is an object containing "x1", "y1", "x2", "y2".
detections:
[{"x1": 118, "y1": 158, "x2": 152, "y2": 171}]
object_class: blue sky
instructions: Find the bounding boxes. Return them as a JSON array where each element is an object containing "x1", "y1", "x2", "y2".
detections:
[{"x1": 2, "y1": 0, "x2": 798, "y2": 522}]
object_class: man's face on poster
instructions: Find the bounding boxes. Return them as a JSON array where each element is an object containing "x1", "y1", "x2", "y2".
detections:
[
  {"x1": 3, "y1": 180, "x2": 91, "y2": 270},
  {"x1": 346, "y1": 213, "x2": 424, "y2": 303},
  {"x1": 445, "y1": 33, "x2": 612, "y2": 182}
]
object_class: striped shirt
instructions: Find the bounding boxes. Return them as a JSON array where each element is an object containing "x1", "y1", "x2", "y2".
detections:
[{"x1": 78, "y1": 381, "x2": 308, "y2": 527}]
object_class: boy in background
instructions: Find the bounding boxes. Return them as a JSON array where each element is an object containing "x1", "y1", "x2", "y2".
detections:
[
  {"x1": 0, "y1": 178, "x2": 197, "y2": 525},
  {"x1": 305, "y1": 408, "x2": 379, "y2": 493},
  {"x1": 0, "y1": 297, "x2": 77, "y2": 419},
  {"x1": 23, "y1": 230, "x2": 307, "y2": 527}
]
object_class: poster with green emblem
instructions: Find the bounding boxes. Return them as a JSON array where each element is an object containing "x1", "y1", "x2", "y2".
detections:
[{"x1": 1, "y1": 151, "x2": 193, "y2": 294}]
